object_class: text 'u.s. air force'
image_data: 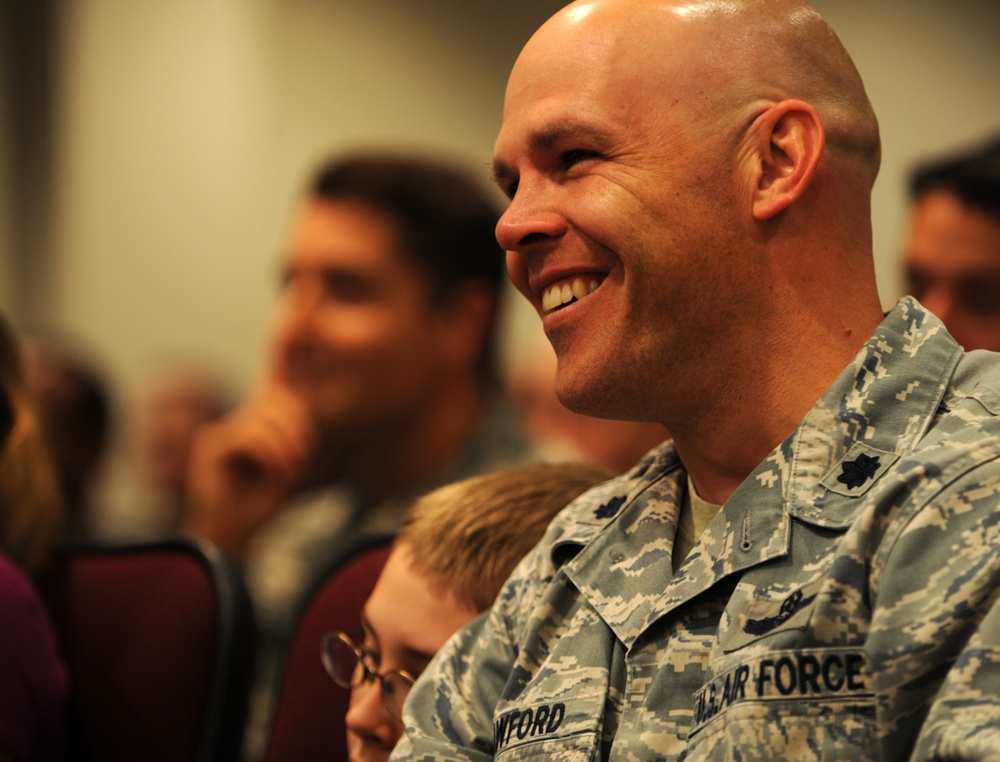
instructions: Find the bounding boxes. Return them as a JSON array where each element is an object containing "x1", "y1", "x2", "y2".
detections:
[{"x1": 693, "y1": 650, "x2": 870, "y2": 730}]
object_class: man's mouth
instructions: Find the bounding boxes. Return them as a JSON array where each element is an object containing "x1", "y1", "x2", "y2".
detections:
[
  {"x1": 541, "y1": 276, "x2": 602, "y2": 313},
  {"x1": 281, "y1": 346, "x2": 337, "y2": 388}
]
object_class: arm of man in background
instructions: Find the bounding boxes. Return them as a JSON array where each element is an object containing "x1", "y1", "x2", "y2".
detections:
[{"x1": 183, "y1": 378, "x2": 316, "y2": 559}]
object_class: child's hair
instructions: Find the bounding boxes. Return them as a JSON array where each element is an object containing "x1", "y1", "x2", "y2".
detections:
[
  {"x1": 397, "y1": 462, "x2": 615, "y2": 611},
  {"x1": 0, "y1": 313, "x2": 64, "y2": 574}
]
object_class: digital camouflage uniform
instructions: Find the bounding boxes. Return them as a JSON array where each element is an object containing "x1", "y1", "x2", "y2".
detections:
[{"x1": 392, "y1": 298, "x2": 1000, "y2": 761}]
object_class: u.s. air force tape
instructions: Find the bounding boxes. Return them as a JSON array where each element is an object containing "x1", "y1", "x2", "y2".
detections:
[{"x1": 692, "y1": 648, "x2": 871, "y2": 731}]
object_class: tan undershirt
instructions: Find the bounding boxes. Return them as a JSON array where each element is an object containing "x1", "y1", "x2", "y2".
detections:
[{"x1": 673, "y1": 475, "x2": 722, "y2": 573}]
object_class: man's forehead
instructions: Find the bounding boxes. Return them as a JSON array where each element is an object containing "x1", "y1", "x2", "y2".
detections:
[
  {"x1": 506, "y1": 0, "x2": 794, "y2": 122},
  {"x1": 494, "y1": 30, "x2": 691, "y2": 167},
  {"x1": 501, "y1": 1, "x2": 710, "y2": 125}
]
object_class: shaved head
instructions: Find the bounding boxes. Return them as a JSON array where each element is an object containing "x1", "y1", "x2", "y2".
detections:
[
  {"x1": 508, "y1": 0, "x2": 880, "y2": 185},
  {"x1": 495, "y1": 0, "x2": 885, "y2": 443}
]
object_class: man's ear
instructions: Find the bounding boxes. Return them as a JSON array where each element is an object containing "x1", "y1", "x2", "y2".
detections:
[{"x1": 750, "y1": 100, "x2": 825, "y2": 220}]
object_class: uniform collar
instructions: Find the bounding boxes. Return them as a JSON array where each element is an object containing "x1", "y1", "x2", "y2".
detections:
[
  {"x1": 558, "y1": 298, "x2": 963, "y2": 647},
  {"x1": 784, "y1": 296, "x2": 961, "y2": 526}
]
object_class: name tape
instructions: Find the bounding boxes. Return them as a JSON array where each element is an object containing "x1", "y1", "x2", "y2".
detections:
[{"x1": 494, "y1": 702, "x2": 566, "y2": 751}]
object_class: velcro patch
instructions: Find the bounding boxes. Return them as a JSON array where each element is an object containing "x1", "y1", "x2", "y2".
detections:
[
  {"x1": 692, "y1": 648, "x2": 871, "y2": 733},
  {"x1": 495, "y1": 701, "x2": 567, "y2": 751}
]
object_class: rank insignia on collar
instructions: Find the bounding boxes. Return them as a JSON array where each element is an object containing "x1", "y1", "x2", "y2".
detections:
[
  {"x1": 837, "y1": 453, "x2": 880, "y2": 490},
  {"x1": 594, "y1": 495, "x2": 626, "y2": 519},
  {"x1": 821, "y1": 443, "x2": 898, "y2": 497}
]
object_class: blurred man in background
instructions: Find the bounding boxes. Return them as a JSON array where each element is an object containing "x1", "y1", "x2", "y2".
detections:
[
  {"x1": 183, "y1": 151, "x2": 537, "y2": 757},
  {"x1": 902, "y1": 135, "x2": 1000, "y2": 351},
  {"x1": 134, "y1": 363, "x2": 230, "y2": 534}
]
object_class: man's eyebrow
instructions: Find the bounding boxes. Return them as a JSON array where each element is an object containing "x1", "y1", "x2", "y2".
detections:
[
  {"x1": 358, "y1": 611, "x2": 435, "y2": 667},
  {"x1": 492, "y1": 123, "x2": 615, "y2": 185},
  {"x1": 401, "y1": 645, "x2": 437, "y2": 666},
  {"x1": 530, "y1": 124, "x2": 614, "y2": 151}
]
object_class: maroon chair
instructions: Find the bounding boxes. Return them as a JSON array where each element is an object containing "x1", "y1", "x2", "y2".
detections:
[
  {"x1": 39, "y1": 537, "x2": 256, "y2": 762},
  {"x1": 263, "y1": 534, "x2": 394, "y2": 762}
]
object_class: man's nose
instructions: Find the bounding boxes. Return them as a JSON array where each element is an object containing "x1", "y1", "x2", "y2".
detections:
[
  {"x1": 495, "y1": 182, "x2": 566, "y2": 254},
  {"x1": 276, "y1": 281, "x2": 323, "y2": 342},
  {"x1": 344, "y1": 678, "x2": 392, "y2": 734}
]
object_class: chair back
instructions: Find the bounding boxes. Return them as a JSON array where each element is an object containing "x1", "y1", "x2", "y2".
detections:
[
  {"x1": 263, "y1": 534, "x2": 393, "y2": 762},
  {"x1": 39, "y1": 537, "x2": 256, "y2": 762}
]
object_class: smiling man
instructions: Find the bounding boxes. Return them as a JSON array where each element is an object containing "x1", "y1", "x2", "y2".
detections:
[
  {"x1": 186, "y1": 153, "x2": 534, "y2": 617},
  {"x1": 182, "y1": 152, "x2": 537, "y2": 757},
  {"x1": 392, "y1": 1, "x2": 1000, "y2": 760}
]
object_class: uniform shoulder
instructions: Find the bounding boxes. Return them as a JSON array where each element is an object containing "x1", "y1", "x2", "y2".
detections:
[
  {"x1": 543, "y1": 442, "x2": 680, "y2": 554},
  {"x1": 945, "y1": 349, "x2": 1000, "y2": 418}
]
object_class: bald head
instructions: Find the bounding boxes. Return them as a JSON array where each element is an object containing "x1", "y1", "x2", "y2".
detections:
[
  {"x1": 495, "y1": 0, "x2": 886, "y2": 433},
  {"x1": 509, "y1": 0, "x2": 879, "y2": 185}
]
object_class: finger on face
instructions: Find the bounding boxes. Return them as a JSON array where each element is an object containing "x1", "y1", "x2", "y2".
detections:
[{"x1": 195, "y1": 384, "x2": 316, "y2": 489}]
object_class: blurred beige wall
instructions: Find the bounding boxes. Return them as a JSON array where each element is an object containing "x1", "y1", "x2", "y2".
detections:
[
  {"x1": 810, "y1": 0, "x2": 1000, "y2": 310},
  {"x1": 1, "y1": 0, "x2": 999, "y2": 521},
  {"x1": 40, "y1": 0, "x2": 568, "y2": 392}
]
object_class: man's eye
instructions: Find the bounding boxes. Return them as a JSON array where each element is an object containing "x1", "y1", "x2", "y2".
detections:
[
  {"x1": 561, "y1": 150, "x2": 598, "y2": 169},
  {"x1": 323, "y1": 273, "x2": 372, "y2": 302}
]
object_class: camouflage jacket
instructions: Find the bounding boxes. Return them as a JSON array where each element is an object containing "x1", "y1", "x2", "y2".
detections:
[{"x1": 392, "y1": 298, "x2": 1000, "y2": 761}]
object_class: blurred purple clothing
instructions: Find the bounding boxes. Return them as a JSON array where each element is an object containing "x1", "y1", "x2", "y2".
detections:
[{"x1": 0, "y1": 553, "x2": 67, "y2": 762}]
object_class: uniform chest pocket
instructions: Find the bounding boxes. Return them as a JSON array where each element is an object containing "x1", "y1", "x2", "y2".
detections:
[{"x1": 493, "y1": 695, "x2": 602, "y2": 761}]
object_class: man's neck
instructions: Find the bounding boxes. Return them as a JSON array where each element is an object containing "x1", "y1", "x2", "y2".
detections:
[
  {"x1": 314, "y1": 379, "x2": 489, "y2": 505},
  {"x1": 670, "y1": 303, "x2": 885, "y2": 506}
]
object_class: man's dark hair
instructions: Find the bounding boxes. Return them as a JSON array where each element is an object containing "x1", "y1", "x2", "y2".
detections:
[
  {"x1": 310, "y1": 152, "x2": 505, "y2": 383},
  {"x1": 910, "y1": 135, "x2": 1000, "y2": 221}
]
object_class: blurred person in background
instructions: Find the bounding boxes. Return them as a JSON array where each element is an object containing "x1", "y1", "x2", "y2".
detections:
[
  {"x1": 902, "y1": 134, "x2": 1000, "y2": 352},
  {"x1": 182, "y1": 151, "x2": 538, "y2": 757},
  {"x1": 133, "y1": 363, "x2": 230, "y2": 534},
  {"x1": 0, "y1": 311, "x2": 68, "y2": 762},
  {"x1": 22, "y1": 335, "x2": 111, "y2": 539}
]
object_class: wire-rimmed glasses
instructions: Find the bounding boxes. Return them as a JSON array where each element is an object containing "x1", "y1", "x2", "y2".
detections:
[{"x1": 321, "y1": 630, "x2": 416, "y2": 721}]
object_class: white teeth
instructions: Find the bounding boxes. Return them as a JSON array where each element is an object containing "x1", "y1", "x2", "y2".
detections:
[{"x1": 541, "y1": 277, "x2": 600, "y2": 312}]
